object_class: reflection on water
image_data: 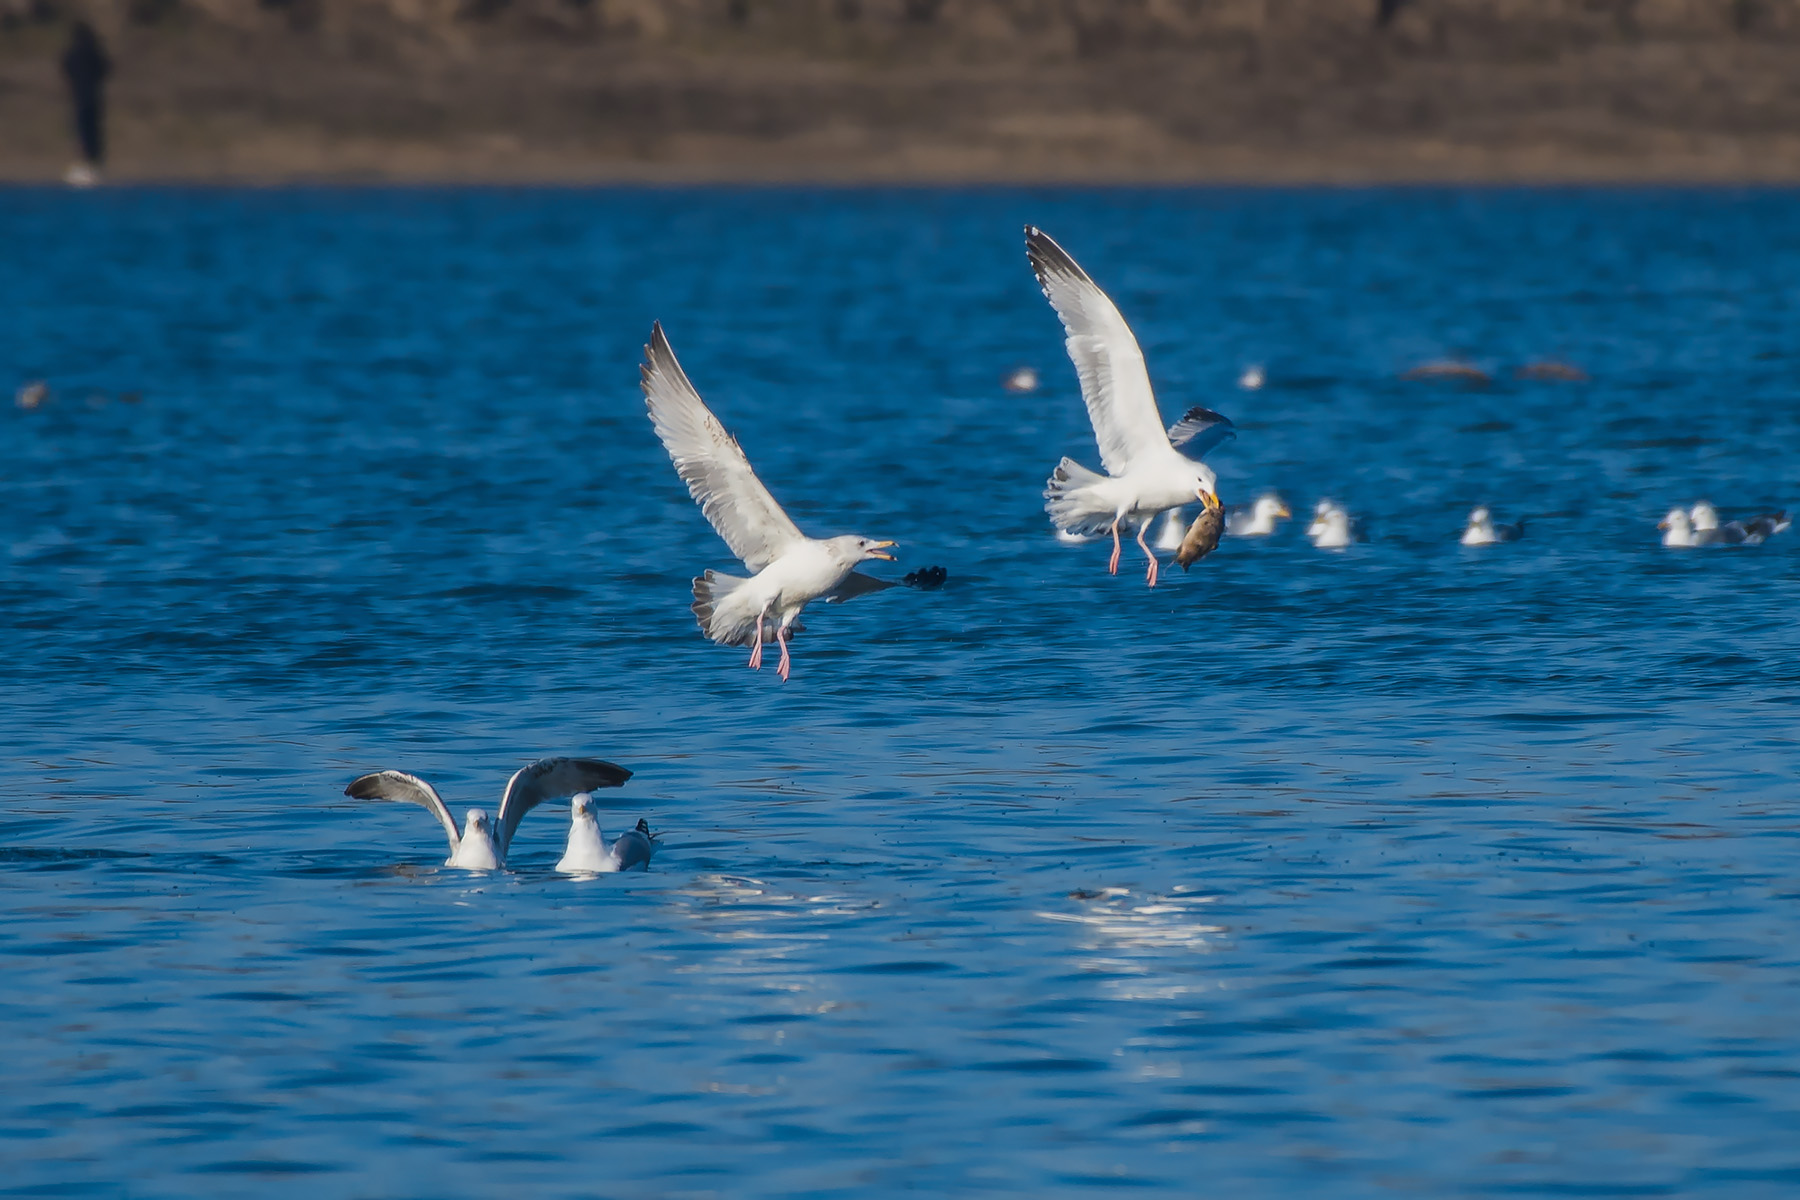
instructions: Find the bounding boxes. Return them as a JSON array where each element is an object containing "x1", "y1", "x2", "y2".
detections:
[{"x1": 2, "y1": 187, "x2": 1800, "y2": 1196}]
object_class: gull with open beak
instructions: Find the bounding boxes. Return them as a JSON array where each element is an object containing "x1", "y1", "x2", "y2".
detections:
[
  {"x1": 642, "y1": 322, "x2": 901, "y2": 682},
  {"x1": 1026, "y1": 227, "x2": 1235, "y2": 588}
]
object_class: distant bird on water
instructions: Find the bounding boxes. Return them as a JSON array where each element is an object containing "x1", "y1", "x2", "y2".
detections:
[
  {"x1": 1460, "y1": 506, "x2": 1525, "y2": 545},
  {"x1": 556, "y1": 796, "x2": 658, "y2": 874},
  {"x1": 345, "y1": 756, "x2": 631, "y2": 870},
  {"x1": 15, "y1": 380, "x2": 48, "y2": 409},
  {"x1": 1308, "y1": 500, "x2": 1358, "y2": 549},
  {"x1": 1238, "y1": 364, "x2": 1265, "y2": 390},
  {"x1": 642, "y1": 323, "x2": 902, "y2": 682},
  {"x1": 1401, "y1": 360, "x2": 1490, "y2": 385},
  {"x1": 1026, "y1": 226, "x2": 1235, "y2": 588},
  {"x1": 1226, "y1": 494, "x2": 1291, "y2": 538}
]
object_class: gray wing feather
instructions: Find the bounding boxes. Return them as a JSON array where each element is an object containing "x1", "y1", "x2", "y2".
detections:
[
  {"x1": 1165, "y1": 407, "x2": 1237, "y2": 458},
  {"x1": 824, "y1": 571, "x2": 896, "y2": 603},
  {"x1": 642, "y1": 323, "x2": 807, "y2": 572},
  {"x1": 1025, "y1": 227, "x2": 1172, "y2": 477},
  {"x1": 345, "y1": 770, "x2": 460, "y2": 855},
  {"x1": 496, "y1": 756, "x2": 633, "y2": 856}
]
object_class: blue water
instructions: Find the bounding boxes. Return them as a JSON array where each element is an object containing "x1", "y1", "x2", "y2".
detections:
[{"x1": 4, "y1": 187, "x2": 1800, "y2": 1198}]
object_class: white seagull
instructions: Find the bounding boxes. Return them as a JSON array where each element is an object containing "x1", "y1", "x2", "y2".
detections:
[
  {"x1": 642, "y1": 323, "x2": 898, "y2": 681},
  {"x1": 1659, "y1": 506, "x2": 1698, "y2": 547},
  {"x1": 344, "y1": 756, "x2": 632, "y2": 870},
  {"x1": 1027, "y1": 226, "x2": 1234, "y2": 588},
  {"x1": 1309, "y1": 502, "x2": 1357, "y2": 549},
  {"x1": 557, "y1": 796, "x2": 659, "y2": 874},
  {"x1": 1226, "y1": 494, "x2": 1292, "y2": 538},
  {"x1": 1461, "y1": 506, "x2": 1525, "y2": 545}
]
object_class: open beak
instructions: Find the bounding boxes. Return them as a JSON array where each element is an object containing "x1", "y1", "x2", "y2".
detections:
[
  {"x1": 1198, "y1": 488, "x2": 1219, "y2": 510},
  {"x1": 867, "y1": 540, "x2": 897, "y2": 561}
]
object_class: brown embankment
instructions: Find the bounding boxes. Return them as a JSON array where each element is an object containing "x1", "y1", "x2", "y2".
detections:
[{"x1": 4, "y1": 0, "x2": 1800, "y2": 183}]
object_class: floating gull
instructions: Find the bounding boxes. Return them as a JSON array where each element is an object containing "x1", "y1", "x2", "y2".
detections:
[
  {"x1": 1226, "y1": 494, "x2": 1291, "y2": 538},
  {"x1": 1461, "y1": 506, "x2": 1525, "y2": 545},
  {"x1": 1026, "y1": 226, "x2": 1234, "y2": 588},
  {"x1": 345, "y1": 756, "x2": 631, "y2": 870},
  {"x1": 15, "y1": 380, "x2": 47, "y2": 410},
  {"x1": 556, "y1": 794, "x2": 658, "y2": 874},
  {"x1": 1308, "y1": 501, "x2": 1357, "y2": 550},
  {"x1": 1673, "y1": 501, "x2": 1790, "y2": 547},
  {"x1": 1238, "y1": 364, "x2": 1265, "y2": 390},
  {"x1": 642, "y1": 323, "x2": 901, "y2": 682},
  {"x1": 1173, "y1": 490, "x2": 1225, "y2": 570}
]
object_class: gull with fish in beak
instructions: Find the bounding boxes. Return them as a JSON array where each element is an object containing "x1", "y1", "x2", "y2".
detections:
[
  {"x1": 1025, "y1": 227, "x2": 1235, "y2": 588},
  {"x1": 1173, "y1": 488, "x2": 1225, "y2": 570},
  {"x1": 642, "y1": 323, "x2": 902, "y2": 681}
]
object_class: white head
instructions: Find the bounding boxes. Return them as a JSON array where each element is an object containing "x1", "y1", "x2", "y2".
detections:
[
  {"x1": 1307, "y1": 499, "x2": 1338, "y2": 535},
  {"x1": 463, "y1": 809, "x2": 492, "y2": 841},
  {"x1": 1468, "y1": 506, "x2": 1491, "y2": 525},
  {"x1": 826, "y1": 535, "x2": 898, "y2": 565},
  {"x1": 1312, "y1": 507, "x2": 1352, "y2": 546},
  {"x1": 1690, "y1": 501, "x2": 1719, "y2": 530},
  {"x1": 1659, "y1": 507, "x2": 1693, "y2": 544},
  {"x1": 1254, "y1": 495, "x2": 1291, "y2": 523},
  {"x1": 570, "y1": 792, "x2": 595, "y2": 820}
]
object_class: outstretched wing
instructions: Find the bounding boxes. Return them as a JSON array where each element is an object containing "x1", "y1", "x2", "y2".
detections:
[
  {"x1": 345, "y1": 770, "x2": 460, "y2": 856},
  {"x1": 1165, "y1": 407, "x2": 1236, "y2": 458},
  {"x1": 824, "y1": 571, "x2": 896, "y2": 603},
  {"x1": 496, "y1": 757, "x2": 633, "y2": 857},
  {"x1": 642, "y1": 323, "x2": 807, "y2": 572},
  {"x1": 1026, "y1": 227, "x2": 1172, "y2": 477}
]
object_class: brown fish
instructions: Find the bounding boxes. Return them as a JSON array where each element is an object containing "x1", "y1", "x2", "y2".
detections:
[{"x1": 1173, "y1": 490, "x2": 1225, "y2": 570}]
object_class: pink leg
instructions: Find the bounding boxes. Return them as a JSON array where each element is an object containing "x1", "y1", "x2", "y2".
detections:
[
  {"x1": 747, "y1": 615, "x2": 765, "y2": 670},
  {"x1": 1107, "y1": 518, "x2": 1122, "y2": 575},
  {"x1": 776, "y1": 623, "x2": 793, "y2": 682},
  {"x1": 1136, "y1": 522, "x2": 1159, "y2": 588}
]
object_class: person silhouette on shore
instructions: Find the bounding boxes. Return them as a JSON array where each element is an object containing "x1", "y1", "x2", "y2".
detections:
[{"x1": 61, "y1": 21, "x2": 110, "y2": 186}]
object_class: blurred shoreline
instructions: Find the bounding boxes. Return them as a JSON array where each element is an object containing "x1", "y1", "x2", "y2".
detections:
[{"x1": 5, "y1": 2, "x2": 1800, "y2": 185}]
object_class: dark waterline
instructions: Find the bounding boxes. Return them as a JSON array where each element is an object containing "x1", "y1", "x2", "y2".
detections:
[{"x1": 2, "y1": 186, "x2": 1798, "y2": 1197}]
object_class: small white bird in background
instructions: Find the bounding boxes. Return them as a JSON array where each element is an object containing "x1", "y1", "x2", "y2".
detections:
[
  {"x1": 1002, "y1": 366, "x2": 1040, "y2": 393},
  {"x1": 642, "y1": 323, "x2": 901, "y2": 682},
  {"x1": 1152, "y1": 509, "x2": 1188, "y2": 551},
  {"x1": 1238, "y1": 364, "x2": 1265, "y2": 390},
  {"x1": 345, "y1": 757, "x2": 632, "y2": 870},
  {"x1": 1659, "y1": 506, "x2": 1698, "y2": 547},
  {"x1": 1026, "y1": 226, "x2": 1234, "y2": 588},
  {"x1": 556, "y1": 794, "x2": 658, "y2": 874},
  {"x1": 1226, "y1": 494, "x2": 1291, "y2": 538},
  {"x1": 1460, "y1": 506, "x2": 1525, "y2": 545},
  {"x1": 1308, "y1": 502, "x2": 1357, "y2": 549}
]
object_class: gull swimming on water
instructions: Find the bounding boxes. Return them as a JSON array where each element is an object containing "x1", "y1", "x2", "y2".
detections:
[
  {"x1": 1026, "y1": 226, "x2": 1234, "y2": 588},
  {"x1": 642, "y1": 323, "x2": 899, "y2": 682},
  {"x1": 1308, "y1": 501, "x2": 1357, "y2": 549},
  {"x1": 1226, "y1": 494, "x2": 1291, "y2": 538},
  {"x1": 1461, "y1": 506, "x2": 1525, "y2": 545},
  {"x1": 556, "y1": 795, "x2": 658, "y2": 873},
  {"x1": 345, "y1": 756, "x2": 632, "y2": 870}
]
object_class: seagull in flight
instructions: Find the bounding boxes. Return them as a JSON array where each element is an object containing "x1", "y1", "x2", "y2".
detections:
[
  {"x1": 344, "y1": 756, "x2": 632, "y2": 870},
  {"x1": 642, "y1": 323, "x2": 900, "y2": 681},
  {"x1": 1026, "y1": 227, "x2": 1235, "y2": 588}
]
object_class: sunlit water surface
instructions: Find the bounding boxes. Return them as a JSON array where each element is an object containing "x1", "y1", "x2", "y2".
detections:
[{"x1": 3, "y1": 187, "x2": 1799, "y2": 1197}]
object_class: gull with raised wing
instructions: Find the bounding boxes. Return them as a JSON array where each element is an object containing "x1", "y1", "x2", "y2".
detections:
[
  {"x1": 344, "y1": 756, "x2": 632, "y2": 870},
  {"x1": 642, "y1": 323, "x2": 899, "y2": 681},
  {"x1": 1026, "y1": 226, "x2": 1235, "y2": 588}
]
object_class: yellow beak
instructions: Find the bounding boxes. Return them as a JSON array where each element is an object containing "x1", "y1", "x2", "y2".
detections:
[
  {"x1": 867, "y1": 540, "x2": 897, "y2": 561},
  {"x1": 1276, "y1": 505, "x2": 1292, "y2": 518}
]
